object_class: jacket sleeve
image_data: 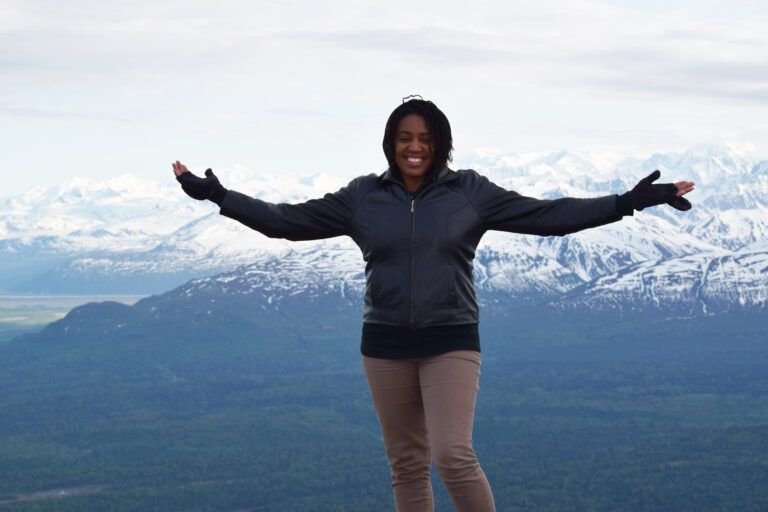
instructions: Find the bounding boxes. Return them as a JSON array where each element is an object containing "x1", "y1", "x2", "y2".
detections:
[
  {"x1": 218, "y1": 175, "x2": 368, "y2": 241},
  {"x1": 463, "y1": 170, "x2": 624, "y2": 236}
]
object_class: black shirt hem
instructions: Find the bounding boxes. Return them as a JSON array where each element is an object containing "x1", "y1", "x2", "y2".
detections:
[{"x1": 360, "y1": 322, "x2": 480, "y2": 359}]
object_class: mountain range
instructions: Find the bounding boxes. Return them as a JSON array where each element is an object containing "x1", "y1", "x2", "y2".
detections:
[{"x1": 1, "y1": 144, "x2": 766, "y2": 315}]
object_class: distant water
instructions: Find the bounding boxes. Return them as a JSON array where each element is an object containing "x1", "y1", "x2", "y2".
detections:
[
  {"x1": 0, "y1": 294, "x2": 149, "y2": 341},
  {"x1": 0, "y1": 294, "x2": 147, "y2": 310}
]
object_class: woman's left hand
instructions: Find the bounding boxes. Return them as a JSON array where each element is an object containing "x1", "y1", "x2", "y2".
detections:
[
  {"x1": 630, "y1": 170, "x2": 695, "y2": 211},
  {"x1": 675, "y1": 179, "x2": 695, "y2": 197}
]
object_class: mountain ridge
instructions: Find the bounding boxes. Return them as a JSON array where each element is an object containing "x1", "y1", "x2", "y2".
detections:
[{"x1": 2, "y1": 144, "x2": 766, "y2": 313}]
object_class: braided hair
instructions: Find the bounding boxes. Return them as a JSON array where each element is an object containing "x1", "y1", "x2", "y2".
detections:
[{"x1": 382, "y1": 95, "x2": 454, "y2": 172}]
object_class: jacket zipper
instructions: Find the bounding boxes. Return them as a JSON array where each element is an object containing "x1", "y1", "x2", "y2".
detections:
[
  {"x1": 409, "y1": 195, "x2": 416, "y2": 329},
  {"x1": 381, "y1": 170, "x2": 453, "y2": 329}
]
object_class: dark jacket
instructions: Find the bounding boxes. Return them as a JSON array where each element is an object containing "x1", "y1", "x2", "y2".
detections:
[{"x1": 219, "y1": 166, "x2": 626, "y2": 328}]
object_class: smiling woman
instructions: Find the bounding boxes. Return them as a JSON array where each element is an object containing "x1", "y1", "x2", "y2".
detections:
[
  {"x1": 382, "y1": 95, "x2": 454, "y2": 193},
  {"x1": 393, "y1": 115, "x2": 435, "y2": 190},
  {"x1": 171, "y1": 95, "x2": 695, "y2": 512}
]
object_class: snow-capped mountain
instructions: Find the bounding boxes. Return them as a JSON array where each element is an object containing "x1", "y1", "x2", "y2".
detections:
[
  {"x1": 551, "y1": 247, "x2": 768, "y2": 315},
  {"x1": 1, "y1": 144, "x2": 766, "y2": 314},
  {"x1": 0, "y1": 170, "x2": 351, "y2": 292}
]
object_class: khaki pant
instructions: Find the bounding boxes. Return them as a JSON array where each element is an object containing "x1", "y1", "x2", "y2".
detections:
[{"x1": 362, "y1": 350, "x2": 496, "y2": 512}]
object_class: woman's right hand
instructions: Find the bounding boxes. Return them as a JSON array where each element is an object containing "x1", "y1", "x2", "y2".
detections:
[
  {"x1": 172, "y1": 160, "x2": 192, "y2": 179},
  {"x1": 172, "y1": 160, "x2": 228, "y2": 205}
]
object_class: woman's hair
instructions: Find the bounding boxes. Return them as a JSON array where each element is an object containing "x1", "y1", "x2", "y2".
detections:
[{"x1": 382, "y1": 96, "x2": 454, "y2": 171}]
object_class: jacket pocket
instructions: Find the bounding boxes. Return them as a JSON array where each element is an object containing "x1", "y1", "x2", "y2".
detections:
[
  {"x1": 418, "y1": 264, "x2": 458, "y2": 307},
  {"x1": 370, "y1": 265, "x2": 408, "y2": 309}
]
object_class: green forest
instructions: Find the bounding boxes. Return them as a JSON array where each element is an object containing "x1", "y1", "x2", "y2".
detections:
[{"x1": 0, "y1": 308, "x2": 766, "y2": 511}]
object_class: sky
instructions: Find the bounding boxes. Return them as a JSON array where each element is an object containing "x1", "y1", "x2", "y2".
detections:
[{"x1": 1, "y1": 0, "x2": 767, "y2": 196}]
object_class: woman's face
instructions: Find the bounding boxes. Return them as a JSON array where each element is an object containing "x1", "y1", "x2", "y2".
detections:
[{"x1": 394, "y1": 114, "x2": 435, "y2": 191}]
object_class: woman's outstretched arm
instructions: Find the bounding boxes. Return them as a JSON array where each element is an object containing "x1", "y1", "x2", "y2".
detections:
[
  {"x1": 462, "y1": 169, "x2": 695, "y2": 237},
  {"x1": 172, "y1": 161, "x2": 370, "y2": 241}
]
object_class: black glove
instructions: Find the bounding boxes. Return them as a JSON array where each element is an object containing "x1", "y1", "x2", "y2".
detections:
[
  {"x1": 176, "y1": 168, "x2": 228, "y2": 206},
  {"x1": 619, "y1": 169, "x2": 692, "y2": 213}
]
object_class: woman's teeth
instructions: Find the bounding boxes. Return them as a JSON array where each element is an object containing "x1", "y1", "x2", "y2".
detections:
[{"x1": 407, "y1": 157, "x2": 423, "y2": 163}]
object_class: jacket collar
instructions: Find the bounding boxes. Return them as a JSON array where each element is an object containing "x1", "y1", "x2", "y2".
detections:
[{"x1": 378, "y1": 165, "x2": 457, "y2": 188}]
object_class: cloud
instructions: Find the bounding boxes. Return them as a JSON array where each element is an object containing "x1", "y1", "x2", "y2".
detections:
[
  {"x1": 271, "y1": 25, "x2": 521, "y2": 66},
  {"x1": 0, "y1": 102, "x2": 128, "y2": 122},
  {"x1": 1, "y1": 0, "x2": 767, "y2": 198},
  {"x1": 2, "y1": 0, "x2": 766, "y2": 105}
]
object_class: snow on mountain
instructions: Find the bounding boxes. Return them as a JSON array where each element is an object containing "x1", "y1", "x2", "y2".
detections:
[
  {"x1": 701, "y1": 179, "x2": 768, "y2": 210},
  {"x1": 639, "y1": 144, "x2": 752, "y2": 189},
  {"x1": 461, "y1": 149, "x2": 624, "y2": 200},
  {"x1": 474, "y1": 232, "x2": 580, "y2": 301},
  {"x1": 1, "y1": 145, "x2": 766, "y2": 314},
  {"x1": 0, "y1": 170, "x2": 351, "y2": 253},
  {"x1": 551, "y1": 247, "x2": 768, "y2": 315},
  {"x1": 0, "y1": 169, "x2": 355, "y2": 291},
  {"x1": 180, "y1": 242, "x2": 366, "y2": 302},
  {"x1": 687, "y1": 208, "x2": 768, "y2": 251},
  {"x1": 743, "y1": 237, "x2": 768, "y2": 253},
  {"x1": 540, "y1": 215, "x2": 721, "y2": 279},
  {"x1": 0, "y1": 174, "x2": 203, "y2": 253}
]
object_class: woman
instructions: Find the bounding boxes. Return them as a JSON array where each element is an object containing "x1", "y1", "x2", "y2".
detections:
[{"x1": 172, "y1": 97, "x2": 694, "y2": 511}]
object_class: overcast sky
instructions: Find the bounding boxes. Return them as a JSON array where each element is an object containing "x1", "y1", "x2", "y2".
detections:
[{"x1": 2, "y1": 0, "x2": 767, "y2": 196}]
